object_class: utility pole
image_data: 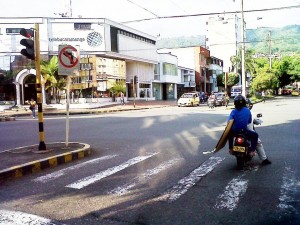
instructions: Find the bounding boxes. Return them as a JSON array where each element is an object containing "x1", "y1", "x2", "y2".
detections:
[
  {"x1": 240, "y1": 0, "x2": 246, "y2": 97},
  {"x1": 268, "y1": 31, "x2": 272, "y2": 69}
]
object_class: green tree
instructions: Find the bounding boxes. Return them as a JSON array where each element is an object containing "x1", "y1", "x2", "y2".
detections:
[
  {"x1": 53, "y1": 77, "x2": 66, "y2": 103},
  {"x1": 230, "y1": 48, "x2": 256, "y2": 76},
  {"x1": 40, "y1": 56, "x2": 59, "y2": 103},
  {"x1": 288, "y1": 55, "x2": 300, "y2": 81},
  {"x1": 251, "y1": 69, "x2": 279, "y2": 93},
  {"x1": 110, "y1": 81, "x2": 126, "y2": 96},
  {"x1": 267, "y1": 54, "x2": 300, "y2": 94},
  {"x1": 217, "y1": 73, "x2": 239, "y2": 87}
]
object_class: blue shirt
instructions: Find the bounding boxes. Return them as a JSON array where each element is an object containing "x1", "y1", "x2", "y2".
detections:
[{"x1": 228, "y1": 107, "x2": 252, "y2": 132}]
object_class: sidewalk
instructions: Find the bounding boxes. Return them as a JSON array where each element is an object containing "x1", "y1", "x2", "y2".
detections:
[{"x1": 0, "y1": 100, "x2": 178, "y2": 118}]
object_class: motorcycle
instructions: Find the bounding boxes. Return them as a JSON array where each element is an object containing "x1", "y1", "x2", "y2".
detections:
[
  {"x1": 232, "y1": 113, "x2": 263, "y2": 169},
  {"x1": 207, "y1": 97, "x2": 216, "y2": 109}
]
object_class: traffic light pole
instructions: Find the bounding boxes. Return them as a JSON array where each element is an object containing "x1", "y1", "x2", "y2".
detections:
[{"x1": 34, "y1": 23, "x2": 46, "y2": 151}]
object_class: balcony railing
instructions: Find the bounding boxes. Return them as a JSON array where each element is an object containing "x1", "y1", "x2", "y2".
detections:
[
  {"x1": 154, "y1": 75, "x2": 160, "y2": 80},
  {"x1": 184, "y1": 81, "x2": 196, "y2": 87}
]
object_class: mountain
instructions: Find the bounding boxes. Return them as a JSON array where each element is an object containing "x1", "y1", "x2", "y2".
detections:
[
  {"x1": 246, "y1": 25, "x2": 300, "y2": 53},
  {"x1": 156, "y1": 35, "x2": 206, "y2": 49},
  {"x1": 156, "y1": 25, "x2": 300, "y2": 53}
]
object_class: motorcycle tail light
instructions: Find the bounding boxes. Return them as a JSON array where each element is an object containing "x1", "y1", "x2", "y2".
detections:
[{"x1": 236, "y1": 137, "x2": 245, "y2": 144}]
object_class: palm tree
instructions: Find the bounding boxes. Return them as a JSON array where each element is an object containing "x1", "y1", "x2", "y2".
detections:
[
  {"x1": 230, "y1": 48, "x2": 256, "y2": 76},
  {"x1": 40, "y1": 56, "x2": 58, "y2": 103},
  {"x1": 53, "y1": 77, "x2": 66, "y2": 103}
]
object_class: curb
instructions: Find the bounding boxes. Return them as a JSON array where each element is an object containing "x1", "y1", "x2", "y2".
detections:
[
  {"x1": 0, "y1": 142, "x2": 91, "y2": 181},
  {"x1": 1, "y1": 116, "x2": 16, "y2": 122}
]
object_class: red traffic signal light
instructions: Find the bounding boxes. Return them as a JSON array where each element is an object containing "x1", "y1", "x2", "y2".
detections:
[{"x1": 20, "y1": 28, "x2": 35, "y2": 60}]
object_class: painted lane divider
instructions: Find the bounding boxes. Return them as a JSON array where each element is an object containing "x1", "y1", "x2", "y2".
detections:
[
  {"x1": 33, "y1": 154, "x2": 118, "y2": 183},
  {"x1": 109, "y1": 158, "x2": 181, "y2": 196},
  {"x1": 160, "y1": 156, "x2": 225, "y2": 202},
  {"x1": 66, "y1": 152, "x2": 158, "y2": 190}
]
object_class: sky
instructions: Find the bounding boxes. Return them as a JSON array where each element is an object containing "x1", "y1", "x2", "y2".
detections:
[{"x1": 0, "y1": 0, "x2": 300, "y2": 38}]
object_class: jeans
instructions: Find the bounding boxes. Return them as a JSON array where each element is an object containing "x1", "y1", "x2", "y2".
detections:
[
  {"x1": 228, "y1": 129, "x2": 259, "y2": 152},
  {"x1": 31, "y1": 109, "x2": 36, "y2": 118}
]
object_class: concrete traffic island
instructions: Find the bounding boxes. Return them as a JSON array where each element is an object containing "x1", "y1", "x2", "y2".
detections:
[{"x1": 0, "y1": 142, "x2": 91, "y2": 182}]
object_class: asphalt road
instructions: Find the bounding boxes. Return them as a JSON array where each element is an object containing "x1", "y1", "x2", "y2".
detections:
[{"x1": 0, "y1": 96, "x2": 299, "y2": 225}]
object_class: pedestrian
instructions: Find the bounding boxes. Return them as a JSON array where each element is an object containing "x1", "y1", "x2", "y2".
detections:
[
  {"x1": 120, "y1": 92, "x2": 125, "y2": 105},
  {"x1": 225, "y1": 93, "x2": 230, "y2": 107},
  {"x1": 261, "y1": 90, "x2": 266, "y2": 103},
  {"x1": 28, "y1": 98, "x2": 36, "y2": 118}
]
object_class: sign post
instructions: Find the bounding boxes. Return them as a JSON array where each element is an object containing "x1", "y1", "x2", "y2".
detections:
[{"x1": 58, "y1": 45, "x2": 80, "y2": 147}]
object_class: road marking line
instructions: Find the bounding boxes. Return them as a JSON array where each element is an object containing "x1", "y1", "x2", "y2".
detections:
[
  {"x1": 0, "y1": 209, "x2": 55, "y2": 225},
  {"x1": 278, "y1": 166, "x2": 299, "y2": 213},
  {"x1": 66, "y1": 153, "x2": 158, "y2": 189},
  {"x1": 33, "y1": 155, "x2": 118, "y2": 183},
  {"x1": 109, "y1": 158, "x2": 181, "y2": 196},
  {"x1": 160, "y1": 156, "x2": 224, "y2": 202},
  {"x1": 215, "y1": 175, "x2": 248, "y2": 211}
]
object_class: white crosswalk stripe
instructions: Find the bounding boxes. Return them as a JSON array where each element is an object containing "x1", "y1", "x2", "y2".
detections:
[
  {"x1": 278, "y1": 166, "x2": 299, "y2": 212},
  {"x1": 66, "y1": 152, "x2": 158, "y2": 189},
  {"x1": 108, "y1": 158, "x2": 181, "y2": 196},
  {"x1": 0, "y1": 209, "x2": 57, "y2": 225},
  {"x1": 215, "y1": 174, "x2": 248, "y2": 211},
  {"x1": 159, "y1": 156, "x2": 225, "y2": 202},
  {"x1": 33, "y1": 154, "x2": 118, "y2": 183}
]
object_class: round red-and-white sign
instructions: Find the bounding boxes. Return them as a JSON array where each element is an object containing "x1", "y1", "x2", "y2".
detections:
[{"x1": 59, "y1": 45, "x2": 79, "y2": 68}]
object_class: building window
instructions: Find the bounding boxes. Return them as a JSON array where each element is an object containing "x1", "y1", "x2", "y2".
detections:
[
  {"x1": 116, "y1": 27, "x2": 156, "y2": 45},
  {"x1": 154, "y1": 64, "x2": 160, "y2": 75},
  {"x1": 6, "y1": 28, "x2": 22, "y2": 34},
  {"x1": 74, "y1": 23, "x2": 92, "y2": 30},
  {"x1": 163, "y1": 63, "x2": 177, "y2": 76}
]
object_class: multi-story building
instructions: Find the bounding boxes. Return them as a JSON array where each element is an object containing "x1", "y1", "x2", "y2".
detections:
[
  {"x1": 209, "y1": 56, "x2": 224, "y2": 93},
  {"x1": 206, "y1": 16, "x2": 242, "y2": 74},
  {"x1": 0, "y1": 17, "x2": 158, "y2": 105},
  {"x1": 158, "y1": 46, "x2": 212, "y2": 94},
  {"x1": 177, "y1": 66, "x2": 196, "y2": 98},
  {"x1": 153, "y1": 52, "x2": 182, "y2": 100}
]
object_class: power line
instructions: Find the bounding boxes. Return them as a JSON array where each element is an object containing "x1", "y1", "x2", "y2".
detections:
[
  {"x1": 126, "y1": 0, "x2": 159, "y2": 18},
  {"x1": 122, "y1": 5, "x2": 300, "y2": 23}
]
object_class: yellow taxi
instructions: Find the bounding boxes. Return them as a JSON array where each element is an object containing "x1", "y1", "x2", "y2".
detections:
[
  {"x1": 292, "y1": 88, "x2": 299, "y2": 96},
  {"x1": 178, "y1": 92, "x2": 200, "y2": 107}
]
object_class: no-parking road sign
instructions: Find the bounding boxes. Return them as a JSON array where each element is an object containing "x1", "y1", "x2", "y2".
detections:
[{"x1": 58, "y1": 45, "x2": 80, "y2": 75}]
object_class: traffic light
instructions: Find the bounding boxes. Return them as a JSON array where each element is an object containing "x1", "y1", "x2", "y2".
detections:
[{"x1": 20, "y1": 28, "x2": 35, "y2": 60}]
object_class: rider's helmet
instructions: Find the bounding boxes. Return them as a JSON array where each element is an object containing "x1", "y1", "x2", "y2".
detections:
[{"x1": 234, "y1": 95, "x2": 246, "y2": 110}]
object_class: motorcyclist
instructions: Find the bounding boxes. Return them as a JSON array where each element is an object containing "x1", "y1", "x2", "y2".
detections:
[
  {"x1": 245, "y1": 97, "x2": 271, "y2": 165},
  {"x1": 227, "y1": 95, "x2": 258, "y2": 157}
]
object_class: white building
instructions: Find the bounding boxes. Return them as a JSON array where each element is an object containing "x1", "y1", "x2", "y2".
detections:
[
  {"x1": 206, "y1": 16, "x2": 242, "y2": 73},
  {"x1": 153, "y1": 53, "x2": 180, "y2": 100},
  {"x1": 0, "y1": 17, "x2": 159, "y2": 104}
]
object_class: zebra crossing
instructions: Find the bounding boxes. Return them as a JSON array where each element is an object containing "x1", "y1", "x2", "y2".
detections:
[
  {"x1": 2, "y1": 153, "x2": 297, "y2": 225},
  {"x1": 32, "y1": 152, "x2": 298, "y2": 211}
]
